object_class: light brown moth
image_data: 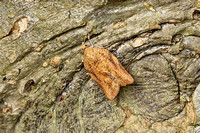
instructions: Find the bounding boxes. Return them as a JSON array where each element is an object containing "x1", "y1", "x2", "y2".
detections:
[{"x1": 82, "y1": 43, "x2": 134, "y2": 100}]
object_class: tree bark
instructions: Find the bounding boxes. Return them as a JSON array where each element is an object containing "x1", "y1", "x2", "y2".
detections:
[{"x1": 0, "y1": 0, "x2": 200, "y2": 132}]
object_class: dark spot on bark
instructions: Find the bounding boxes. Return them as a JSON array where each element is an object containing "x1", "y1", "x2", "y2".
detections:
[
  {"x1": 48, "y1": 115, "x2": 52, "y2": 119},
  {"x1": 171, "y1": 34, "x2": 182, "y2": 44},
  {"x1": 3, "y1": 76, "x2": 6, "y2": 81},
  {"x1": 193, "y1": 10, "x2": 200, "y2": 20},
  {"x1": 59, "y1": 96, "x2": 64, "y2": 101},
  {"x1": 24, "y1": 79, "x2": 35, "y2": 93},
  {"x1": 56, "y1": 64, "x2": 64, "y2": 72},
  {"x1": 18, "y1": 69, "x2": 21, "y2": 75}
]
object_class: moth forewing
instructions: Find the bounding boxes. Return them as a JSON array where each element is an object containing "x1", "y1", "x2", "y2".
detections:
[{"x1": 82, "y1": 43, "x2": 134, "y2": 100}]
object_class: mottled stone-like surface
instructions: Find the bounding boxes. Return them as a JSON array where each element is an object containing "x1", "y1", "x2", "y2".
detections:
[{"x1": 0, "y1": 0, "x2": 200, "y2": 132}]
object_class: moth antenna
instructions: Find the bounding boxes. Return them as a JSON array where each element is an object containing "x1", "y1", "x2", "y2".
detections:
[
  {"x1": 82, "y1": 33, "x2": 91, "y2": 50},
  {"x1": 87, "y1": 33, "x2": 94, "y2": 47}
]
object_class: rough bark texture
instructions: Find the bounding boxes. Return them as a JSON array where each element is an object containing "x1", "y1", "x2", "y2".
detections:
[{"x1": 0, "y1": 0, "x2": 200, "y2": 132}]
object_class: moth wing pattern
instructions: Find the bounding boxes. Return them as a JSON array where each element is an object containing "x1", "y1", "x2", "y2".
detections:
[
  {"x1": 87, "y1": 71, "x2": 120, "y2": 101},
  {"x1": 82, "y1": 43, "x2": 134, "y2": 100},
  {"x1": 108, "y1": 51, "x2": 134, "y2": 86}
]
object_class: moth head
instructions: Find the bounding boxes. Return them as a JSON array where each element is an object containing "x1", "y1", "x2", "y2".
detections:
[{"x1": 82, "y1": 42, "x2": 89, "y2": 50}]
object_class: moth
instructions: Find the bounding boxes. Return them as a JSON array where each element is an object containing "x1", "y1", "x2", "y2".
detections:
[{"x1": 82, "y1": 43, "x2": 134, "y2": 100}]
